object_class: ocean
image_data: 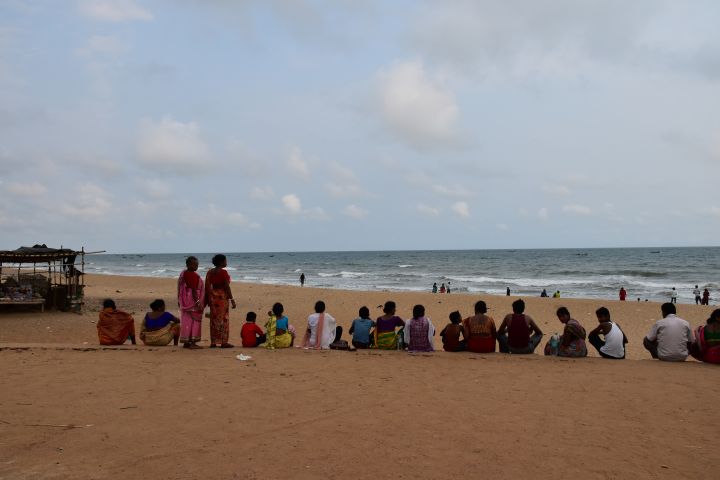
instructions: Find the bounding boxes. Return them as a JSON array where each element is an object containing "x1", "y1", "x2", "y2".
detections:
[{"x1": 83, "y1": 247, "x2": 719, "y2": 303}]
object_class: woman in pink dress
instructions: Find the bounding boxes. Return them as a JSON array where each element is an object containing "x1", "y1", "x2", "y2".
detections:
[{"x1": 177, "y1": 256, "x2": 205, "y2": 349}]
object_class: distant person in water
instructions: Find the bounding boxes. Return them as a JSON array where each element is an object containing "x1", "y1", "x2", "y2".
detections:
[
  {"x1": 440, "y1": 311, "x2": 466, "y2": 352},
  {"x1": 506, "y1": 287, "x2": 510, "y2": 296},
  {"x1": 97, "y1": 299, "x2": 136, "y2": 345},
  {"x1": 447, "y1": 282, "x2": 451, "y2": 294},
  {"x1": 463, "y1": 301, "x2": 497, "y2": 353},
  {"x1": 702, "y1": 288, "x2": 710, "y2": 306},
  {"x1": 432, "y1": 283, "x2": 438, "y2": 294},
  {"x1": 588, "y1": 307, "x2": 627, "y2": 359},
  {"x1": 350, "y1": 306, "x2": 375, "y2": 349},
  {"x1": 497, "y1": 299, "x2": 543, "y2": 354},
  {"x1": 440, "y1": 283, "x2": 446, "y2": 294},
  {"x1": 670, "y1": 287, "x2": 678, "y2": 304},
  {"x1": 405, "y1": 304, "x2": 435, "y2": 353},
  {"x1": 140, "y1": 299, "x2": 180, "y2": 346},
  {"x1": 300, "y1": 273, "x2": 305, "y2": 287},
  {"x1": 619, "y1": 287, "x2": 627, "y2": 301},
  {"x1": 544, "y1": 307, "x2": 587, "y2": 357},
  {"x1": 553, "y1": 290, "x2": 561, "y2": 298},
  {"x1": 540, "y1": 289, "x2": 548, "y2": 298},
  {"x1": 690, "y1": 309, "x2": 720, "y2": 364},
  {"x1": 693, "y1": 285, "x2": 701, "y2": 305},
  {"x1": 643, "y1": 303, "x2": 693, "y2": 362}
]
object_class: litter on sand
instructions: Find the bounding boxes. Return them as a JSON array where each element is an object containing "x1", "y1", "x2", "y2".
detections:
[{"x1": 236, "y1": 354, "x2": 253, "y2": 361}]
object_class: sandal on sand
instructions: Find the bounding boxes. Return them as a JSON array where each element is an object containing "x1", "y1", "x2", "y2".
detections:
[
  {"x1": 209, "y1": 344, "x2": 217, "y2": 348},
  {"x1": 220, "y1": 343, "x2": 234, "y2": 349},
  {"x1": 188, "y1": 344, "x2": 202, "y2": 350}
]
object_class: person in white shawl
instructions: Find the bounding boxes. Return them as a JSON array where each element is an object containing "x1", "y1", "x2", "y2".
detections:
[{"x1": 303, "y1": 300, "x2": 338, "y2": 350}]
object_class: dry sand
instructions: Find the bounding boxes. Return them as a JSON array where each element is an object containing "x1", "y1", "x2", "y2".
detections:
[{"x1": 1, "y1": 274, "x2": 718, "y2": 479}]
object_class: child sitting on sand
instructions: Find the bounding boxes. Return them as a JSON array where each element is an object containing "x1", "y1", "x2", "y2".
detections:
[
  {"x1": 349, "y1": 306, "x2": 376, "y2": 349},
  {"x1": 240, "y1": 311, "x2": 266, "y2": 348},
  {"x1": 440, "y1": 310, "x2": 466, "y2": 352}
]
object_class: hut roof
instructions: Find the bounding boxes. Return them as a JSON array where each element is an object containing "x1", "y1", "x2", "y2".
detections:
[{"x1": 0, "y1": 246, "x2": 80, "y2": 264}]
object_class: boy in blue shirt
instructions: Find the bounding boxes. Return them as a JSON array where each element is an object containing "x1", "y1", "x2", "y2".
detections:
[{"x1": 349, "y1": 306, "x2": 376, "y2": 349}]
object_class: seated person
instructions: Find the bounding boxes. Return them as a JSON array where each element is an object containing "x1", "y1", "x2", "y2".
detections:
[
  {"x1": 349, "y1": 306, "x2": 376, "y2": 349},
  {"x1": 302, "y1": 300, "x2": 338, "y2": 350},
  {"x1": 643, "y1": 303, "x2": 693, "y2": 362},
  {"x1": 374, "y1": 301, "x2": 405, "y2": 350},
  {"x1": 588, "y1": 307, "x2": 627, "y2": 359},
  {"x1": 544, "y1": 307, "x2": 587, "y2": 357},
  {"x1": 241, "y1": 311, "x2": 266, "y2": 348},
  {"x1": 441, "y1": 311, "x2": 466, "y2": 352},
  {"x1": 140, "y1": 299, "x2": 180, "y2": 346},
  {"x1": 497, "y1": 299, "x2": 543, "y2": 354},
  {"x1": 690, "y1": 309, "x2": 720, "y2": 364},
  {"x1": 97, "y1": 299, "x2": 136, "y2": 346},
  {"x1": 263, "y1": 303, "x2": 294, "y2": 349},
  {"x1": 463, "y1": 301, "x2": 497, "y2": 353},
  {"x1": 405, "y1": 304, "x2": 435, "y2": 353}
]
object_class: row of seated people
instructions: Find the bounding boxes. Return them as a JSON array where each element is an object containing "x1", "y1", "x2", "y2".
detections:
[{"x1": 96, "y1": 297, "x2": 720, "y2": 364}]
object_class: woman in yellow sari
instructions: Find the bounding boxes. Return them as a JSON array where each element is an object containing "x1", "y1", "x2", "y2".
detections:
[
  {"x1": 263, "y1": 302, "x2": 293, "y2": 349},
  {"x1": 374, "y1": 301, "x2": 405, "y2": 350}
]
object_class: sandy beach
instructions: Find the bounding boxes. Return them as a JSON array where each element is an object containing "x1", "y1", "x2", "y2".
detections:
[{"x1": 1, "y1": 274, "x2": 718, "y2": 479}]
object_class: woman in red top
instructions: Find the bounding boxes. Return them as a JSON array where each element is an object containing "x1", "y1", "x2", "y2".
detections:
[{"x1": 205, "y1": 254, "x2": 236, "y2": 348}]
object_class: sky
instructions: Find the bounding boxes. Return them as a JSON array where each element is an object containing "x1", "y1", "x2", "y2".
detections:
[{"x1": 1, "y1": 0, "x2": 719, "y2": 253}]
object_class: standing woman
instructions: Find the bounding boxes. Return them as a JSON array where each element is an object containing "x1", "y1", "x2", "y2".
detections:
[
  {"x1": 205, "y1": 254, "x2": 236, "y2": 348},
  {"x1": 177, "y1": 256, "x2": 205, "y2": 349}
]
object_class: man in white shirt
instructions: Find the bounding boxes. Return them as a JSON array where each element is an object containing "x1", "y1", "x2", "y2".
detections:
[
  {"x1": 670, "y1": 287, "x2": 678, "y2": 304},
  {"x1": 693, "y1": 285, "x2": 701, "y2": 305},
  {"x1": 643, "y1": 303, "x2": 694, "y2": 362}
]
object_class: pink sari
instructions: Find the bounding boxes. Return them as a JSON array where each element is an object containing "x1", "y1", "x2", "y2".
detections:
[{"x1": 177, "y1": 270, "x2": 204, "y2": 343}]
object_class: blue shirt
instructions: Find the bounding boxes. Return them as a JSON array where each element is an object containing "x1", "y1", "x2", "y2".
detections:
[
  {"x1": 276, "y1": 316, "x2": 289, "y2": 330},
  {"x1": 350, "y1": 318, "x2": 375, "y2": 344},
  {"x1": 145, "y1": 311, "x2": 175, "y2": 330}
]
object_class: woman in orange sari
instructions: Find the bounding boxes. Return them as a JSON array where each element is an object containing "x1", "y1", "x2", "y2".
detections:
[{"x1": 205, "y1": 254, "x2": 236, "y2": 348}]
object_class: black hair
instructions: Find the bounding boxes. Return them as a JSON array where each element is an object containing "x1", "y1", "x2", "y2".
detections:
[
  {"x1": 150, "y1": 299, "x2": 165, "y2": 311},
  {"x1": 185, "y1": 256, "x2": 198, "y2": 267},
  {"x1": 474, "y1": 300, "x2": 487, "y2": 314},
  {"x1": 383, "y1": 301, "x2": 396, "y2": 314},
  {"x1": 511, "y1": 299, "x2": 525, "y2": 314},
  {"x1": 556, "y1": 306, "x2": 570, "y2": 317},
  {"x1": 246, "y1": 311, "x2": 257, "y2": 322},
  {"x1": 595, "y1": 306, "x2": 610, "y2": 318},
  {"x1": 708, "y1": 309, "x2": 720, "y2": 325},
  {"x1": 359, "y1": 306, "x2": 370, "y2": 319},
  {"x1": 211, "y1": 254, "x2": 226, "y2": 267},
  {"x1": 661, "y1": 302, "x2": 676, "y2": 317},
  {"x1": 272, "y1": 302, "x2": 284, "y2": 316},
  {"x1": 449, "y1": 311, "x2": 461, "y2": 324},
  {"x1": 412, "y1": 304, "x2": 425, "y2": 318},
  {"x1": 102, "y1": 298, "x2": 116, "y2": 309},
  {"x1": 314, "y1": 300, "x2": 326, "y2": 313}
]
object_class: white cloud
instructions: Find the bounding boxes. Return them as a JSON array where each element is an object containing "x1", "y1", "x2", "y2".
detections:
[
  {"x1": 562, "y1": 204, "x2": 592, "y2": 215},
  {"x1": 305, "y1": 207, "x2": 330, "y2": 221},
  {"x1": 250, "y1": 186, "x2": 274, "y2": 201},
  {"x1": 541, "y1": 183, "x2": 571, "y2": 196},
  {"x1": 537, "y1": 207, "x2": 549, "y2": 220},
  {"x1": 376, "y1": 59, "x2": 459, "y2": 149},
  {"x1": 5, "y1": 181, "x2": 47, "y2": 197},
  {"x1": 79, "y1": 0, "x2": 153, "y2": 22},
  {"x1": 281, "y1": 194, "x2": 302, "y2": 214},
  {"x1": 61, "y1": 183, "x2": 112, "y2": 218},
  {"x1": 138, "y1": 179, "x2": 172, "y2": 199},
  {"x1": 709, "y1": 206, "x2": 720, "y2": 216},
  {"x1": 451, "y1": 201, "x2": 470, "y2": 218},
  {"x1": 287, "y1": 146, "x2": 310, "y2": 180},
  {"x1": 77, "y1": 35, "x2": 127, "y2": 56},
  {"x1": 417, "y1": 203, "x2": 440, "y2": 217},
  {"x1": 343, "y1": 204, "x2": 368, "y2": 219},
  {"x1": 432, "y1": 183, "x2": 475, "y2": 198},
  {"x1": 180, "y1": 203, "x2": 259, "y2": 229},
  {"x1": 137, "y1": 117, "x2": 209, "y2": 173}
]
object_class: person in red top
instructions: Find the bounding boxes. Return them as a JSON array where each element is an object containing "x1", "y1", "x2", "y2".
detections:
[
  {"x1": 241, "y1": 311, "x2": 266, "y2": 347},
  {"x1": 497, "y1": 299, "x2": 543, "y2": 354},
  {"x1": 619, "y1": 287, "x2": 627, "y2": 301},
  {"x1": 205, "y1": 254, "x2": 236, "y2": 348}
]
